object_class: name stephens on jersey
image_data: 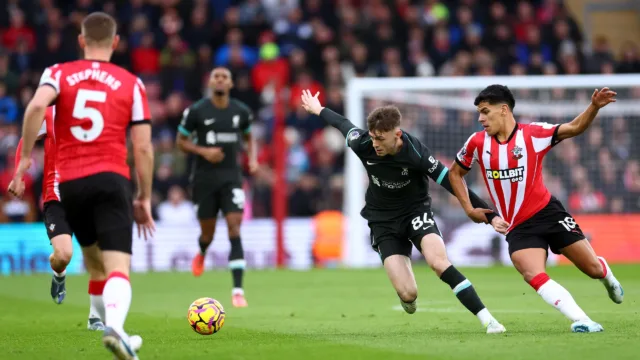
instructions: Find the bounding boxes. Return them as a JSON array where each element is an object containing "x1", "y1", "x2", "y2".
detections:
[{"x1": 65, "y1": 68, "x2": 122, "y2": 90}]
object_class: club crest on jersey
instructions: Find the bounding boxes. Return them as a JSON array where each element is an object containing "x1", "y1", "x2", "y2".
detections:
[
  {"x1": 402, "y1": 167, "x2": 408, "y2": 176},
  {"x1": 486, "y1": 167, "x2": 525, "y2": 183},
  {"x1": 232, "y1": 115, "x2": 240, "y2": 128},
  {"x1": 511, "y1": 146, "x2": 523, "y2": 160},
  {"x1": 348, "y1": 130, "x2": 360, "y2": 141}
]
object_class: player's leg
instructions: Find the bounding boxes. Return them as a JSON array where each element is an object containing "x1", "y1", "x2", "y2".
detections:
[
  {"x1": 93, "y1": 174, "x2": 140, "y2": 358},
  {"x1": 554, "y1": 231, "x2": 623, "y2": 304},
  {"x1": 378, "y1": 239, "x2": 419, "y2": 314},
  {"x1": 192, "y1": 182, "x2": 219, "y2": 277},
  {"x1": 509, "y1": 242, "x2": 602, "y2": 333},
  {"x1": 81, "y1": 243, "x2": 107, "y2": 331},
  {"x1": 43, "y1": 201, "x2": 73, "y2": 304},
  {"x1": 417, "y1": 233, "x2": 505, "y2": 333},
  {"x1": 221, "y1": 185, "x2": 248, "y2": 307}
]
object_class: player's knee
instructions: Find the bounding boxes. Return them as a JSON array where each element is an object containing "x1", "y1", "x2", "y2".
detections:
[
  {"x1": 53, "y1": 246, "x2": 73, "y2": 266},
  {"x1": 397, "y1": 287, "x2": 418, "y2": 303},
  {"x1": 228, "y1": 226, "x2": 241, "y2": 238},
  {"x1": 521, "y1": 270, "x2": 542, "y2": 284}
]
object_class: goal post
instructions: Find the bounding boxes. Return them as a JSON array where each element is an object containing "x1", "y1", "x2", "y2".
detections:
[{"x1": 343, "y1": 74, "x2": 640, "y2": 268}]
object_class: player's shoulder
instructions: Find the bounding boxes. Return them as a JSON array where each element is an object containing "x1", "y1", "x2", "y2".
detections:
[
  {"x1": 229, "y1": 98, "x2": 251, "y2": 112},
  {"x1": 189, "y1": 97, "x2": 210, "y2": 111},
  {"x1": 520, "y1": 121, "x2": 559, "y2": 137},
  {"x1": 346, "y1": 128, "x2": 371, "y2": 152}
]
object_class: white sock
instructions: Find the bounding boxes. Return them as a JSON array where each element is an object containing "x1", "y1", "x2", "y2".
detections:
[
  {"x1": 476, "y1": 308, "x2": 494, "y2": 327},
  {"x1": 537, "y1": 279, "x2": 589, "y2": 322},
  {"x1": 598, "y1": 257, "x2": 616, "y2": 285},
  {"x1": 90, "y1": 295, "x2": 105, "y2": 321},
  {"x1": 53, "y1": 269, "x2": 66, "y2": 277},
  {"x1": 232, "y1": 287, "x2": 244, "y2": 296},
  {"x1": 103, "y1": 274, "x2": 132, "y2": 333}
]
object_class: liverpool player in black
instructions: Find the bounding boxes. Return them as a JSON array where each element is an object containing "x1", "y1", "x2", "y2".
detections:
[
  {"x1": 301, "y1": 90, "x2": 508, "y2": 333},
  {"x1": 177, "y1": 67, "x2": 258, "y2": 308}
]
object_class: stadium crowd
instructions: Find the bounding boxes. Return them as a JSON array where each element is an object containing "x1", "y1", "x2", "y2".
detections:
[{"x1": 1, "y1": 0, "x2": 640, "y2": 224}]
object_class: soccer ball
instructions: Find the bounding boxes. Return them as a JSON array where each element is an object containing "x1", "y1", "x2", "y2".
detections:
[{"x1": 187, "y1": 297, "x2": 226, "y2": 335}]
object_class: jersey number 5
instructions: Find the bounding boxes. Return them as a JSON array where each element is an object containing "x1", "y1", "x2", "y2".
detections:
[{"x1": 72, "y1": 89, "x2": 106, "y2": 142}]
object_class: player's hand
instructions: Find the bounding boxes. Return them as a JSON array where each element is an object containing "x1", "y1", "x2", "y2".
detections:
[
  {"x1": 248, "y1": 159, "x2": 259, "y2": 175},
  {"x1": 7, "y1": 158, "x2": 31, "y2": 198},
  {"x1": 133, "y1": 198, "x2": 155, "y2": 241},
  {"x1": 300, "y1": 89, "x2": 323, "y2": 115},
  {"x1": 201, "y1": 147, "x2": 225, "y2": 164},
  {"x1": 7, "y1": 178, "x2": 25, "y2": 198},
  {"x1": 591, "y1": 87, "x2": 616, "y2": 109},
  {"x1": 490, "y1": 216, "x2": 510, "y2": 235},
  {"x1": 465, "y1": 208, "x2": 493, "y2": 224}
]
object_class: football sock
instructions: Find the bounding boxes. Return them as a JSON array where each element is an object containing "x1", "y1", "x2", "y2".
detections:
[
  {"x1": 88, "y1": 279, "x2": 106, "y2": 321},
  {"x1": 103, "y1": 272, "x2": 132, "y2": 333},
  {"x1": 440, "y1": 266, "x2": 491, "y2": 325},
  {"x1": 229, "y1": 236, "x2": 245, "y2": 290},
  {"x1": 198, "y1": 235, "x2": 211, "y2": 256},
  {"x1": 529, "y1": 273, "x2": 589, "y2": 322},
  {"x1": 598, "y1": 257, "x2": 616, "y2": 285},
  {"x1": 52, "y1": 268, "x2": 66, "y2": 279}
]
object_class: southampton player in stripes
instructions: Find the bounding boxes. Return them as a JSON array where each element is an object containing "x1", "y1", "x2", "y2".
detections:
[
  {"x1": 10, "y1": 107, "x2": 105, "y2": 330},
  {"x1": 301, "y1": 90, "x2": 507, "y2": 334},
  {"x1": 449, "y1": 85, "x2": 623, "y2": 333}
]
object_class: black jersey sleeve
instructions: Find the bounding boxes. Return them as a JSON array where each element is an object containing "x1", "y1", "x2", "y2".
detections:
[
  {"x1": 238, "y1": 102, "x2": 254, "y2": 134},
  {"x1": 318, "y1": 107, "x2": 368, "y2": 153},
  {"x1": 178, "y1": 106, "x2": 198, "y2": 136},
  {"x1": 414, "y1": 137, "x2": 498, "y2": 223}
]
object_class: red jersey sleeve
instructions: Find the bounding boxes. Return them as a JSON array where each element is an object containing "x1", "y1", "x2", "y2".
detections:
[
  {"x1": 455, "y1": 133, "x2": 479, "y2": 170},
  {"x1": 38, "y1": 65, "x2": 62, "y2": 94},
  {"x1": 131, "y1": 77, "x2": 151, "y2": 123},
  {"x1": 527, "y1": 122, "x2": 561, "y2": 153}
]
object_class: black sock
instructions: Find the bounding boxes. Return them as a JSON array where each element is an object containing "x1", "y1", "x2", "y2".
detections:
[
  {"x1": 198, "y1": 235, "x2": 211, "y2": 255},
  {"x1": 440, "y1": 265, "x2": 485, "y2": 315},
  {"x1": 229, "y1": 236, "x2": 245, "y2": 289}
]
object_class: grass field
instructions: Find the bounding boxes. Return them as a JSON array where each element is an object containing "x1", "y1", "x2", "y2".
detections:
[{"x1": 0, "y1": 265, "x2": 638, "y2": 360}]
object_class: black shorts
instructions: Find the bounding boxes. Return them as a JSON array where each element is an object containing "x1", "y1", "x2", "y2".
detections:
[
  {"x1": 192, "y1": 179, "x2": 245, "y2": 219},
  {"x1": 43, "y1": 200, "x2": 72, "y2": 241},
  {"x1": 59, "y1": 172, "x2": 134, "y2": 253},
  {"x1": 368, "y1": 205, "x2": 442, "y2": 262},
  {"x1": 506, "y1": 196, "x2": 585, "y2": 256}
]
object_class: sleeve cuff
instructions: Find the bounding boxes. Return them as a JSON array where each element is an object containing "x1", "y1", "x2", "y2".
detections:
[
  {"x1": 178, "y1": 125, "x2": 191, "y2": 136},
  {"x1": 455, "y1": 157, "x2": 471, "y2": 171}
]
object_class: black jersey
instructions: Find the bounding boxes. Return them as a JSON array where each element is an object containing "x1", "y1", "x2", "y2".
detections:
[
  {"x1": 178, "y1": 97, "x2": 253, "y2": 182},
  {"x1": 346, "y1": 128, "x2": 448, "y2": 221}
]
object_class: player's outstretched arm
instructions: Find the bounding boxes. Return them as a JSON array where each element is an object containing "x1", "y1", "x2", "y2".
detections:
[
  {"x1": 556, "y1": 87, "x2": 616, "y2": 141},
  {"x1": 300, "y1": 89, "x2": 357, "y2": 137}
]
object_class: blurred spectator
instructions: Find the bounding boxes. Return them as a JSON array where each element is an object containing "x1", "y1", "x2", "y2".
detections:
[{"x1": 156, "y1": 185, "x2": 196, "y2": 225}]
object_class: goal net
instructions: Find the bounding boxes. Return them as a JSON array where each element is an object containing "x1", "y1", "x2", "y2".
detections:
[{"x1": 342, "y1": 74, "x2": 640, "y2": 268}]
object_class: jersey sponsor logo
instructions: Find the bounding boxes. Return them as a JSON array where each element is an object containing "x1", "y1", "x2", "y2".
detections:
[
  {"x1": 427, "y1": 156, "x2": 438, "y2": 173},
  {"x1": 204, "y1": 118, "x2": 215, "y2": 125},
  {"x1": 205, "y1": 131, "x2": 239, "y2": 145},
  {"x1": 485, "y1": 167, "x2": 525, "y2": 182},
  {"x1": 511, "y1": 145, "x2": 523, "y2": 160},
  {"x1": 65, "y1": 68, "x2": 122, "y2": 91},
  {"x1": 371, "y1": 175, "x2": 411, "y2": 189}
]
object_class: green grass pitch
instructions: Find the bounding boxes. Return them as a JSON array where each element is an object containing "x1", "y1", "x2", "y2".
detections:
[{"x1": 0, "y1": 265, "x2": 638, "y2": 360}]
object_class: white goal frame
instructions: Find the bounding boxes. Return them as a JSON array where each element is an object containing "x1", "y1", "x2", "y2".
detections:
[{"x1": 342, "y1": 74, "x2": 640, "y2": 267}]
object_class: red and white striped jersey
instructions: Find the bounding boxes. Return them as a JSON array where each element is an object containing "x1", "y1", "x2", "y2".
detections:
[
  {"x1": 39, "y1": 60, "x2": 151, "y2": 182},
  {"x1": 455, "y1": 122, "x2": 561, "y2": 231},
  {"x1": 14, "y1": 106, "x2": 60, "y2": 203}
]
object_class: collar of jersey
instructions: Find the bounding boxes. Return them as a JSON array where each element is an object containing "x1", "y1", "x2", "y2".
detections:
[{"x1": 494, "y1": 122, "x2": 518, "y2": 145}]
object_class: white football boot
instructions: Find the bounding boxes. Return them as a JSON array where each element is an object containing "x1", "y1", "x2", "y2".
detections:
[
  {"x1": 598, "y1": 257, "x2": 624, "y2": 304},
  {"x1": 485, "y1": 319, "x2": 507, "y2": 334},
  {"x1": 571, "y1": 320, "x2": 604, "y2": 333}
]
